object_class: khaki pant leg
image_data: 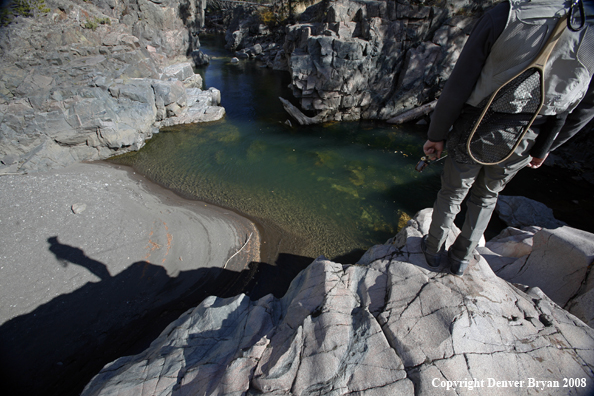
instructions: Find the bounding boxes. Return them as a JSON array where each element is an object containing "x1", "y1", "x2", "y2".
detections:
[
  {"x1": 427, "y1": 129, "x2": 538, "y2": 258},
  {"x1": 450, "y1": 130, "x2": 537, "y2": 260},
  {"x1": 425, "y1": 157, "x2": 482, "y2": 254}
]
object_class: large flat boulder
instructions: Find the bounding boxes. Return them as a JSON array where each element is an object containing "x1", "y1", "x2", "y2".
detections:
[
  {"x1": 480, "y1": 225, "x2": 594, "y2": 328},
  {"x1": 495, "y1": 195, "x2": 567, "y2": 228}
]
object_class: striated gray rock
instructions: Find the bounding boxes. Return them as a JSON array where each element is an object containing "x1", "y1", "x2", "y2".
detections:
[
  {"x1": 0, "y1": 69, "x2": 223, "y2": 173},
  {"x1": 156, "y1": 87, "x2": 225, "y2": 127},
  {"x1": 191, "y1": 49, "x2": 211, "y2": 66},
  {"x1": 224, "y1": 5, "x2": 271, "y2": 52},
  {"x1": 272, "y1": 0, "x2": 497, "y2": 123},
  {"x1": 82, "y1": 208, "x2": 594, "y2": 395},
  {"x1": 479, "y1": 225, "x2": 594, "y2": 328},
  {"x1": 0, "y1": 0, "x2": 217, "y2": 173}
]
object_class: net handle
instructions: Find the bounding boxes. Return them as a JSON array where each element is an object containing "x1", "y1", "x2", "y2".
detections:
[{"x1": 466, "y1": 15, "x2": 568, "y2": 165}]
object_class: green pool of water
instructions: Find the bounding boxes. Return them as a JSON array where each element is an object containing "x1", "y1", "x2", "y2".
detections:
[{"x1": 111, "y1": 36, "x2": 444, "y2": 261}]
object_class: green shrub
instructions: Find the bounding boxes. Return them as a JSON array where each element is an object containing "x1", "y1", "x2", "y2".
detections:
[
  {"x1": 35, "y1": 0, "x2": 50, "y2": 13},
  {"x1": 12, "y1": 0, "x2": 33, "y2": 17},
  {"x1": 257, "y1": 8, "x2": 278, "y2": 28},
  {"x1": 83, "y1": 16, "x2": 111, "y2": 31},
  {"x1": 1, "y1": 0, "x2": 51, "y2": 26},
  {"x1": 0, "y1": 8, "x2": 12, "y2": 26},
  {"x1": 95, "y1": 16, "x2": 111, "y2": 25},
  {"x1": 84, "y1": 18, "x2": 98, "y2": 30}
]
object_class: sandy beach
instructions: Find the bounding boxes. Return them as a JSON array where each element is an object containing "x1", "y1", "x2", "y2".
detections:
[{"x1": 0, "y1": 161, "x2": 260, "y2": 395}]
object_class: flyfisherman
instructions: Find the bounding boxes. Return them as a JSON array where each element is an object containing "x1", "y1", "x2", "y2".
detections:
[{"x1": 421, "y1": 0, "x2": 594, "y2": 275}]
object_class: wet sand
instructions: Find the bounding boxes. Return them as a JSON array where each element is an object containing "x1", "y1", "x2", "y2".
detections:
[{"x1": 0, "y1": 161, "x2": 261, "y2": 396}]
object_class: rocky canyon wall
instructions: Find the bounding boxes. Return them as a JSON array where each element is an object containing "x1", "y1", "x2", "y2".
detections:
[
  {"x1": 0, "y1": 0, "x2": 215, "y2": 173},
  {"x1": 223, "y1": 0, "x2": 498, "y2": 123}
]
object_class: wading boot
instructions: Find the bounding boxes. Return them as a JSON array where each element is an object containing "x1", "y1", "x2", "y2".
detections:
[
  {"x1": 421, "y1": 235, "x2": 444, "y2": 269},
  {"x1": 448, "y1": 250, "x2": 470, "y2": 276}
]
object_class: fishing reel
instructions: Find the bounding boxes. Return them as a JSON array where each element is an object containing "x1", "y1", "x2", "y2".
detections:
[{"x1": 415, "y1": 153, "x2": 447, "y2": 172}]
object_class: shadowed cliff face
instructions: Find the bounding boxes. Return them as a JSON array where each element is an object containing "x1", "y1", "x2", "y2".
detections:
[{"x1": 80, "y1": 209, "x2": 594, "y2": 396}]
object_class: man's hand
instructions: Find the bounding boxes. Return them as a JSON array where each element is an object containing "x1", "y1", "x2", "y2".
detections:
[
  {"x1": 423, "y1": 140, "x2": 445, "y2": 159},
  {"x1": 527, "y1": 153, "x2": 549, "y2": 169}
]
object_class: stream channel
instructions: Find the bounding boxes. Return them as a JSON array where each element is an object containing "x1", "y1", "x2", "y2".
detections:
[{"x1": 111, "y1": 35, "x2": 594, "y2": 296}]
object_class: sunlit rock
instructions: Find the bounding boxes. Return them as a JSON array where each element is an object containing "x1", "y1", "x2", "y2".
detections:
[
  {"x1": 480, "y1": 224, "x2": 594, "y2": 327},
  {"x1": 82, "y1": 209, "x2": 594, "y2": 395},
  {"x1": 0, "y1": 0, "x2": 216, "y2": 173}
]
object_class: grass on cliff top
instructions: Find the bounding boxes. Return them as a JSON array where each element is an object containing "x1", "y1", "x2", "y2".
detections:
[{"x1": 1, "y1": 0, "x2": 50, "y2": 27}]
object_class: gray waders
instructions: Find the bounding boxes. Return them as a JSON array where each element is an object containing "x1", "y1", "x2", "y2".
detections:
[{"x1": 425, "y1": 128, "x2": 538, "y2": 261}]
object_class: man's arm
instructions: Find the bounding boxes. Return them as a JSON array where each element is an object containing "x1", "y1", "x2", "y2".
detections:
[
  {"x1": 426, "y1": 2, "x2": 509, "y2": 143},
  {"x1": 528, "y1": 76, "x2": 594, "y2": 168},
  {"x1": 550, "y1": 76, "x2": 594, "y2": 152}
]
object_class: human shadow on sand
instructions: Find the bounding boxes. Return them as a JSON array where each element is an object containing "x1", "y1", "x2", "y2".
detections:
[{"x1": 0, "y1": 236, "x2": 314, "y2": 396}]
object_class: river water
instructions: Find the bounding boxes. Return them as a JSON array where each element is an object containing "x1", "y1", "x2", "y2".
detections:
[
  {"x1": 110, "y1": 36, "x2": 443, "y2": 263},
  {"x1": 110, "y1": 35, "x2": 594, "y2": 269}
]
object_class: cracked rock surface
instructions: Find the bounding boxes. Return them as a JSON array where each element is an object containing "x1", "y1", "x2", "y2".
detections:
[
  {"x1": 82, "y1": 209, "x2": 594, "y2": 396},
  {"x1": 479, "y1": 224, "x2": 594, "y2": 328}
]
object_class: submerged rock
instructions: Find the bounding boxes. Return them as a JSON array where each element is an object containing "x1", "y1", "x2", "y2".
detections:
[{"x1": 82, "y1": 209, "x2": 594, "y2": 395}]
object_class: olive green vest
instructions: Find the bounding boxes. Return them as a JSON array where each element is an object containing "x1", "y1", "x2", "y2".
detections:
[{"x1": 467, "y1": 0, "x2": 594, "y2": 115}]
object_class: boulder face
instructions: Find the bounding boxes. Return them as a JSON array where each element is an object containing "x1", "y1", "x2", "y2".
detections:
[
  {"x1": 480, "y1": 225, "x2": 594, "y2": 328},
  {"x1": 0, "y1": 0, "x2": 216, "y2": 173},
  {"x1": 495, "y1": 195, "x2": 567, "y2": 229},
  {"x1": 82, "y1": 209, "x2": 594, "y2": 396},
  {"x1": 276, "y1": 0, "x2": 497, "y2": 123},
  {"x1": 486, "y1": 194, "x2": 593, "y2": 327}
]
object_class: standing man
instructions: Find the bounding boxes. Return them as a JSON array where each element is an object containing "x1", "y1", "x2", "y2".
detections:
[{"x1": 422, "y1": 0, "x2": 594, "y2": 275}]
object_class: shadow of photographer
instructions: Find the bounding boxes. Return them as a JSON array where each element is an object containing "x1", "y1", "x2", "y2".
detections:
[
  {"x1": 0, "y1": 236, "x2": 250, "y2": 396},
  {"x1": 0, "y1": 236, "x2": 316, "y2": 396}
]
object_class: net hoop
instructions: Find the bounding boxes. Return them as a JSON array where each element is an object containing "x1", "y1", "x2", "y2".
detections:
[{"x1": 465, "y1": 16, "x2": 568, "y2": 165}]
